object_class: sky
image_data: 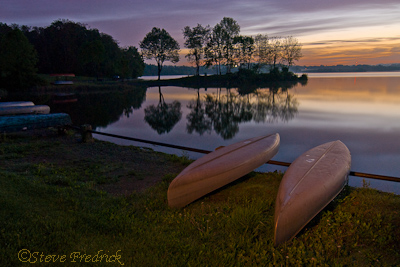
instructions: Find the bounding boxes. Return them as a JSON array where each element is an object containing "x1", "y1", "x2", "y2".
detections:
[{"x1": 1, "y1": 0, "x2": 400, "y2": 66}]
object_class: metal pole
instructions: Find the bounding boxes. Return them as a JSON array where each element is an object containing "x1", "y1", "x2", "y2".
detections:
[{"x1": 69, "y1": 125, "x2": 400, "y2": 183}]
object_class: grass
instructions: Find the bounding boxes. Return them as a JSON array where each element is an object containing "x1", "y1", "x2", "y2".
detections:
[{"x1": 1, "y1": 130, "x2": 399, "y2": 266}]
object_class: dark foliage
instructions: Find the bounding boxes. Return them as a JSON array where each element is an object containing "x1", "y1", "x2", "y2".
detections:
[
  {"x1": 0, "y1": 27, "x2": 46, "y2": 90},
  {"x1": 0, "y1": 20, "x2": 145, "y2": 85}
]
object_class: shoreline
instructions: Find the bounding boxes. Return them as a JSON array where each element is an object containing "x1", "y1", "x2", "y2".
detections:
[{"x1": 1, "y1": 128, "x2": 399, "y2": 265}]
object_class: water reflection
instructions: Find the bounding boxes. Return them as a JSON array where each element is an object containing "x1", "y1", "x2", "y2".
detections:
[
  {"x1": 144, "y1": 86, "x2": 182, "y2": 134},
  {"x1": 5, "y1": 86, "x2": 147, "y2": 128},
  {"x1": 185, "y1": 84, "x2": 299, "y2": 139},
  {"x1": 4, "y1": 74, "x2": 400, "y2": 194},
  {"x1": 186, "y1": 89, "x2": 212, "y2": 136},
  {"x1": 50, "y1": 87, "x2": 147, "y2": 128}
]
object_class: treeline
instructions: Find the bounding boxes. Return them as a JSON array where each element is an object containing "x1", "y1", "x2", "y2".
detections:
[
  {"x1": 0, "y1": 20, "x2": 144, "y2": 89},
  {"x1": 140, "y1": 17, "x2": 303, "y2": 80}
]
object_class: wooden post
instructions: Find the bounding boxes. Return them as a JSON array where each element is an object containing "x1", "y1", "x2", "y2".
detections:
[{"x1": 81, "y1": 124, "x2": 94, "y2": 143}]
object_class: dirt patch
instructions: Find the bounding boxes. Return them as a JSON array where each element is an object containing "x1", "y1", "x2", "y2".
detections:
[{"x1": 2, "y1": 128, "x2": 187, "y2": 196}]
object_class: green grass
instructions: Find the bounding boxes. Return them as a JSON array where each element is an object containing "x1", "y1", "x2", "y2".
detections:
[{"x1": 1, "y1": 132, "x2": 399, "y2": 266}]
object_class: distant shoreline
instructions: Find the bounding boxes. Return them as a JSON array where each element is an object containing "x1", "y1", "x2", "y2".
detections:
[{"x1": 143, "y1": 63, "x2": 400, "y2": 76}]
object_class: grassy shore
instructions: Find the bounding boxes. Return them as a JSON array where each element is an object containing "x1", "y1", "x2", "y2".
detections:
[{"x1": 1, "y1": 129, "x2": 399, "y2": 266}]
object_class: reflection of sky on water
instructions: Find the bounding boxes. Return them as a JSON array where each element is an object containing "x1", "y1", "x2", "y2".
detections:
[{"x1": 96, "y1": 75, "x2": 400, "y2": 194}]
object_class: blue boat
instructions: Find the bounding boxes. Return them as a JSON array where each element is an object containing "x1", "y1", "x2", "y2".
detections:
[{"x1": 0, "y1": 113, "x2": 72, "y2": 133}]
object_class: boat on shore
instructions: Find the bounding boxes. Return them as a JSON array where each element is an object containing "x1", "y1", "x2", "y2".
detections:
[
  {"x1": 0, "y1": 113, "x2": 72, "y2": 133},
  {"x1": 0, "y1": 105, "x2": 50, "y2": 116},
  {"x1": 274, "y1": 140, "x2": 351, "y2": 246},
  {"x1": 0, "y1": 101, "x2": 34, "y2": 107},
  {"x1": 168, "y1": 133, "x2": 280, "y2": 208}
]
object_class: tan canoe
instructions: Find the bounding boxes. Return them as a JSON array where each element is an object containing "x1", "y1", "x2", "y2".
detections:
[
  {"x1": 274, "y1": 140, "x2": 351, "y2": 246},
  {"x1": 168, "y1": 133, "x2": 280, "y2": 208}
]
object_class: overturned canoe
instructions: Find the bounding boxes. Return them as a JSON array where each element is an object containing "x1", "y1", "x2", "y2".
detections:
[
  {"x1": 0, "y1": 101, "x2": 34, "y2": 107},
  {"x1": 274, "y1": 140, "x2": 351, "y2": 246},
  {"x1": 0, "y1": 113, "x2": 72, "y2": 133},
  {"x1": 0, "y1": 105, "x2": 50, "y2": 116},
  {"x1": 168, "y1": 133, "x2": 280, "y2": 208}
]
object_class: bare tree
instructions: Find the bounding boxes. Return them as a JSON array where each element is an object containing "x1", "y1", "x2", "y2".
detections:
[
  {"x1": 219, "y1": 17, "x2": 240, "y2": 73},
  {"x1": 204, "y1": 24, "x2": 224, "y2": 75},
  {"x1": 281, "y1": 36, "x2": 303, "y2": 68},
  {"x1": 183, "y1": 24, "x2": 210, "y2": 76},
  {"x1": 268, "y1": 37, "x2": 283, "y2": 70},
  {"x1": 254, "y1": 34, "x2": 269, "y2": 72},
  {"x1": 234, "y1": 35, "x2": 255, "y2": 69}
]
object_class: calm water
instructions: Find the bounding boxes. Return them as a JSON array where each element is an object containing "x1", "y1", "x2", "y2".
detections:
[
  {"x1": 91, "y1": 72, "x2": 400, "y2": 195},
  {"x1": 9, "y1": 72, "x2": 400, "y2": 194}
]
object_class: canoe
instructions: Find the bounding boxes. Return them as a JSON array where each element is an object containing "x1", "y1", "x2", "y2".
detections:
[
  {"x1": 0, "y1": 101, "x2": 34, "y2": 107},
  {"x1": 168, "y1": 133, "x2": 280, "y2": 208},
  {"x1": 274, "y1": 140, "x2": 351, "y2": 246},
  {"x1": 0, "y1": 105, "x2": 50, "y2": 116},
  {"x1": 0, "y1": 113, "x2": 72, "y2": 133}
]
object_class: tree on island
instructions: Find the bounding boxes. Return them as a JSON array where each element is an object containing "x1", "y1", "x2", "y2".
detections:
[
  {"x1": 234, "y1": 35, "x2": 255, "y2": 69},
  {"x1": 0, "y1": 28, "x2": 43, "y2": 90},
  {"x1": 205, "y1": 17, "x2": 240, "y2": 75},
  {"x1": 183, "y1": 24, "x2": 211, "y2": 76},
  {"x1": 140, "y1": 27, "x2": 180, "y2": 80},
  {"x1": 218, "y1": 17, "x2": 240, "y2": 74},
  {"x1": 281, "y1": 36, "x2": 302, "y2": 68}
]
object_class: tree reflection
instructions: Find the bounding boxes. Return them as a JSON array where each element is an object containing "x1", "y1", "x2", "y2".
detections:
[
  {"x1": 144, "y1": 86, "x2": 182, "y2": 134},
  {"x1": 186, "y1": 84, "x2": 298, "y2": 139},
  {"x1": 44, "y1": 86, "x2": 147, "y2": 128},
  {"x1": 186, "y1": 89, "x2": 212, "y2": 135}
]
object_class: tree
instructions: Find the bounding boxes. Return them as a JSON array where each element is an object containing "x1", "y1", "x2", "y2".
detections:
[
  {"x1": 267, "y1": 37, "x2": 283, "y2": 70},
  {"x1": 120, "y1": 46, "x2": 145, "y2": 79},
  {"x1": 0, "y1": 29, "x2": 42, "y2": 89},
  {"x1": 234, "y1": 35, "x2": 255, "y2": 69},
  {"x1": 183, "y1": 24, "x2": 210, "y2": 76},
  {"x1": 205, "y1": 24, "x2": 224, "y2": 75},
  {"x1": 205, "y1": 17, "x2": 240, "y2": 74},
  {"x1": 140, "y1": 27, "x2": 180, "y2": 80},
  {"x1": 79, "y1": 39, "x2": 105, "y2": 78},
  {"x1": 281, "y1": 36, "x2": 303, "y2": 68},
  {"x1": 219, "y1": 17, "x2": 240, "y2": 73},
  {"x1": 254, "y1": 34, "x2": 269, "y2": 72},
  {"x1": 99, "y1": 32, "x2": 121, "y2": 77}
]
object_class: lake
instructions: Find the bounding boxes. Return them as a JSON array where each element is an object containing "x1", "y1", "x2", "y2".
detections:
[
  {"x1": 92, "y1": 72, "x2": 400, "y2": 195},
  {"x1": 8, "y1": 72, "x2": 400, "y2": 194}
]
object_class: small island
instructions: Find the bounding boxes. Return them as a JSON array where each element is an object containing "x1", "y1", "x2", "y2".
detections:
[{"x1": 136, "y1": 68, "x2": 308, "y2": 89}]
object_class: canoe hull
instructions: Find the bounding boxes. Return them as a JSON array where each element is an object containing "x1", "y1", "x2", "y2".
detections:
[
  {"x1": 168, "y1": 133, "x2": 280, "y2": 208},
  {"x1": 0, "y1": 105, "x2": 50, "y2": 116},
  {"x1": 0, "y1": 101, "x2": 34, "y2": 107},
  {"x1": 0, "y1": 113, "x2": 72, "y2": 133},
  {"x1": 274, "y1": 140, "x2": 351, "y2": 246}
]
